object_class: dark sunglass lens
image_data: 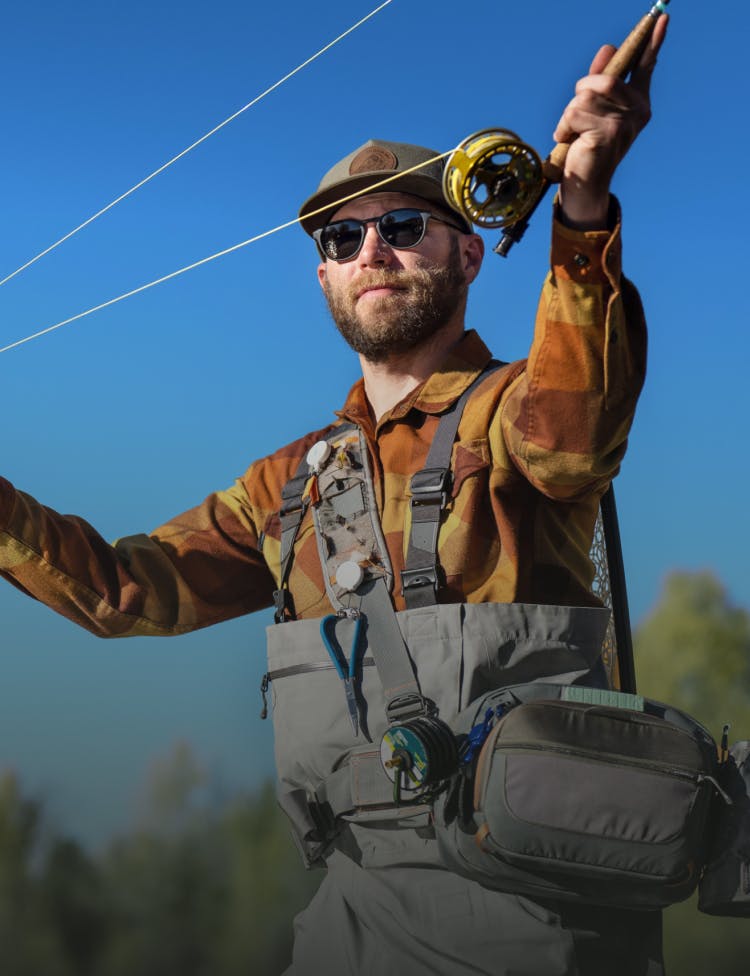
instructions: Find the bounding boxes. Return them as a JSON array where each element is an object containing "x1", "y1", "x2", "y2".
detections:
[
  {"x1": 321, "y1": 220, "x2": 363, "y2": 261},
  {"x1": 380, "y1": 210, "x2": 425, "y2": 248}
]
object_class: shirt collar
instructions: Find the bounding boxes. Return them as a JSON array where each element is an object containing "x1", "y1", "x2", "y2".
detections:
[{"x1": 336, "y1": 330, "x2": 495, "y2": 429}]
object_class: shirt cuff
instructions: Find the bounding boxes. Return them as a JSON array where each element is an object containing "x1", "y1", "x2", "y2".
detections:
[{"x1": 550, "y1": 195, "x2": 623, "y2": 288}]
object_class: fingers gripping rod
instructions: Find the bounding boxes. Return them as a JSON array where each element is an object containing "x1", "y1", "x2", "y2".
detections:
[
  {"x1": 442, "y1": 1, "x2": 670, "y2": 256},
  {"x1": 544, "y1": 0, "x2": 670, "y2": 182},
  {"x1": 500, "y1": 0, "x2": 669, "y2": 255}
]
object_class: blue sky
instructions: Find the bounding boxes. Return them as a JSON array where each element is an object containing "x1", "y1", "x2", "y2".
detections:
[{"x1": 0, "y1": 0, "x2": 747, "y2": 846}]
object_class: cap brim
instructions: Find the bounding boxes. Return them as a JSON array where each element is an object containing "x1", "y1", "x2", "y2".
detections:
[{"x1": 298, "y1": 171, "x2": 471, "y2": 236}]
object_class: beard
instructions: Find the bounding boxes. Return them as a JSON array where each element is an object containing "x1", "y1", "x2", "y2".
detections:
[{"x1": 322, "y1": 239, "x2": 467, "y2": 363}]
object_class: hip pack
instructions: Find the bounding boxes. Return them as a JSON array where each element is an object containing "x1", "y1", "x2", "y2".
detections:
[{"x1": 434, "y1": 682, "x2": 721, "y2": 909}]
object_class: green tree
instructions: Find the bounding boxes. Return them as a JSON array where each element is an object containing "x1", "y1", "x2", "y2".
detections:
[
  {"x1": 0, "y1": 772, "x2": 73, "y2": 975},
  {"x1": 96, "y1": 742, "x2": 233, "y2": 976},
  {"x1": 214, "y1": 781, "x2": 322, "y2": 976},
  {"x1": 95, "y1": 742, "x2": 320, "y2": 976},
  {"x1": 634, "y1": 571, "x2": 750, "y2": 976},
  {"x1": 635, "y1": 570, "x2": 750, "y2": 734},
  {"x1": 43, "y1": 838, "x2": 109, "y2": 975}
]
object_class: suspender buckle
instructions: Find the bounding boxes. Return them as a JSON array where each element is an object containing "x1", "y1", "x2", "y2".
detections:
[
  {"x1": 386, "y1": 691, "x2": 430, "y2": 723},
  {"x1": 400, "y1": 565, "x2": 439, "y2": 597},
  {"x1": 279, "y1": 474, "x2": 310, "y2": 516},
  {"x1": 409, "y1": 467, "x2": 451, "y2": 508},
  {"x1": 273, "y1": 589, "x2": 288, "y2": 624}
]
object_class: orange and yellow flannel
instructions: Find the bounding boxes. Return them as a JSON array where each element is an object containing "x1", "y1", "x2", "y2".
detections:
[{"x1": 0, "y1": 213, "x2": 646, "y2": 638}]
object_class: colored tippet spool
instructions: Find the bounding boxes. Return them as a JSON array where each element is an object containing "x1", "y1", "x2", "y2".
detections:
[
  {"x1": 380, "y1": 715, "x2": 459, "y2": 798},
  {"x1": 443, "y1": 129, "x2": 544, "y2": 229}
]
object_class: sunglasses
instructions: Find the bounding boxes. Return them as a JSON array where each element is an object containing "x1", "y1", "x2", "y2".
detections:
[{"x1": 313, "y1": 208, "x2": 466, "y2": 262}]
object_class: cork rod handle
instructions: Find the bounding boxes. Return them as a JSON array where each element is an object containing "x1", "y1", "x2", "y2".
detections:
[{"x1": 544, "y1": 2, "x2": 669, "y2": 182}]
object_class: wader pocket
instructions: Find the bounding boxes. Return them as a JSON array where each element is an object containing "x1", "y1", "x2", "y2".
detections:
[
  {"x1": 435, "y1": 686, "x2": 720, "y2": 909},
  {"x1": 698, "y1": 740, "x2": 750, "y2": 917}
]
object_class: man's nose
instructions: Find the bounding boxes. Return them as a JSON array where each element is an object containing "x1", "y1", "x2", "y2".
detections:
[{"x1": 358, "y1": 223, "x2": 392, "y2": 266}]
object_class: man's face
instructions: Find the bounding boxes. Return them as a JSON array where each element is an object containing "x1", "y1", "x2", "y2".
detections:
[{"x1": 316, "y1": 192, "x2": 483, "y2": 363}]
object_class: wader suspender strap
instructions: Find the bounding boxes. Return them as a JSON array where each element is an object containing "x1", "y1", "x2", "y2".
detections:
[
  {"x1": 402, "y1": 362, "x2": 504, "y2": 609},
  {"x1": 273, "y1": 472, "x2": 312, "y2": 623}
]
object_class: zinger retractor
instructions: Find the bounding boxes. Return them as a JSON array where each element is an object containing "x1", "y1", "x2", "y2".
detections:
[
  {"x1": 380, "y1": 715, "x2": 459, "y2": 805},
  {"x1": 443, "y1": 129, "x2": 544, "y2": 230}
]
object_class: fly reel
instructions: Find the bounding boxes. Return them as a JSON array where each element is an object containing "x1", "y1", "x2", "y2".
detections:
[{"x1": 443, "y1": 129, "x2": 544, "y2": 230}]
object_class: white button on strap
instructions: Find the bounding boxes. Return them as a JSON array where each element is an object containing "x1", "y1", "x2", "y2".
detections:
[
  {"x1": 306, "y1": 440, "x2": 331, "y2": 473},
  {"x1": 336, "y1": 559, "x2": 364, "y2": 592}
]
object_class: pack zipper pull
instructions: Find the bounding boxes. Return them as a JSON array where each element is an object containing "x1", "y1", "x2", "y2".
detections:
[
  {"x1": 260, "y1": 673, "x2": 270, "y2": 720},
  {"x1": 698, "y1": 773, "x2": 734, "y2": 806},
  {"x1": 720, "y1": 723, "x2": 731, "y2": 764}
]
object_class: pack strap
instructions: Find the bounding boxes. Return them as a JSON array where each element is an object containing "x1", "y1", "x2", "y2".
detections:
[{"x1": 402, "y1": 362, "x2": 504, "y2": 609}]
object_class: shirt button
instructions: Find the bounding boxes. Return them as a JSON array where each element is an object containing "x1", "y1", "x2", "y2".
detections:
[{"x1": 573, "y1": 252, "x2": 590, "y2": 268}]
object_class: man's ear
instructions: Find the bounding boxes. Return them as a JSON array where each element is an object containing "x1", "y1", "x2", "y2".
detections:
[
  {"x1": 462, "y1": 233, "x2": 484, "y2": 285},
  {"x1": 317, "y1": 262, "x2": 327, "y2": 290}
]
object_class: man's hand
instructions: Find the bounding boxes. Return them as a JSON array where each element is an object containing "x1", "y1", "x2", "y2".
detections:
[{"x1": 553, "y1": 14, "x2": 669, "y2": 229}]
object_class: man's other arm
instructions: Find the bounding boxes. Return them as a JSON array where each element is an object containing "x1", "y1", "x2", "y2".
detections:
[{"x1": 0, "y1": 475, "x2": 276, "y2": 636}]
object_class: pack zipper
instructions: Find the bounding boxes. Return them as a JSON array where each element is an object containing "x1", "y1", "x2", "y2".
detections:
[{"x1": 495, "y1": 740, "x2": 707, "y2": 782}]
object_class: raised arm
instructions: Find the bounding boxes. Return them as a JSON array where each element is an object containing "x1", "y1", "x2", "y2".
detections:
[{"x1": 499, "y1": 20, "x2": 667, "y2": 496}]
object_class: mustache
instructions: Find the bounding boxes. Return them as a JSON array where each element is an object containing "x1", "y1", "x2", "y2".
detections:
[{"x1": 348, "y1": 268, "x2": 423, "y2": 299}]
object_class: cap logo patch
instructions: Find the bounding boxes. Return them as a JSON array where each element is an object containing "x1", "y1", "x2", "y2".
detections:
[{"x1": 349, "y1": 147, "x2": 398, "y2": 175}]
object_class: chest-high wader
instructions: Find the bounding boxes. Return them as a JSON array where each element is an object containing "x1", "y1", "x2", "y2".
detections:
[
  {"x1": 261, "y1": 365, "x2": 748, "y2": 914},
  {"x1": 263, "y1": 365, "x2": 604, "y2": 856}
]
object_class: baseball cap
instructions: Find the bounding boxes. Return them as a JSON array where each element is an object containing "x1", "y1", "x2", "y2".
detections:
[{"x1": 298, "y1": 138, "x2": 472, "y2": 236}]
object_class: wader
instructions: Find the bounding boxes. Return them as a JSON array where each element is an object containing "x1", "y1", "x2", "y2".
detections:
[{"x1": 265, "y1": 369, "x2": 665, "y2": 975}]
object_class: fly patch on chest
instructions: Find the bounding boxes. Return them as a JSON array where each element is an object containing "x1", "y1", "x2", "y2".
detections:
[{"x1": 311, "y1": 429, "x2": 394, "y2": 609}]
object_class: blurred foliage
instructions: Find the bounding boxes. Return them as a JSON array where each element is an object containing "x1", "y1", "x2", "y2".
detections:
[
  {"x1": 0, "y1": 745, "x2": 320, "y2": 976},
  {"x1": 634, "y1": 570, "x2": 750, "y2": 976},
  {"x1": 2, "y1": 571, "x2": 749, "y2": 974}
]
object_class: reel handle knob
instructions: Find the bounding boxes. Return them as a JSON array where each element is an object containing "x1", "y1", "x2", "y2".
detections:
[{"x1": 544, "y1": 2, "x2": 669, "y2": 182}]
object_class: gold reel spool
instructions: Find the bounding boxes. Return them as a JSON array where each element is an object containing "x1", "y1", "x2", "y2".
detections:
[{"x1": 443, "y1": 129, "x2": 544, "y2": 229}]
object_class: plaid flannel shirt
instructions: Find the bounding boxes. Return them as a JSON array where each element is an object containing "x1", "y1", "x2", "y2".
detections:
[{"x1": 0, "y1": 212, "x2": 646, "y2": 639}]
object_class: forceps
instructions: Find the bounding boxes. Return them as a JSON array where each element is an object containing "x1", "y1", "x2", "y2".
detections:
[{"x1": 320, "y1": 613, "x2": 363, "y2": 736}]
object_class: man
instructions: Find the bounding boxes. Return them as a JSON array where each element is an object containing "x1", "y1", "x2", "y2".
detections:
[{"x1": 0, "y1": 21, "x2": 667, "y2": 976}]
